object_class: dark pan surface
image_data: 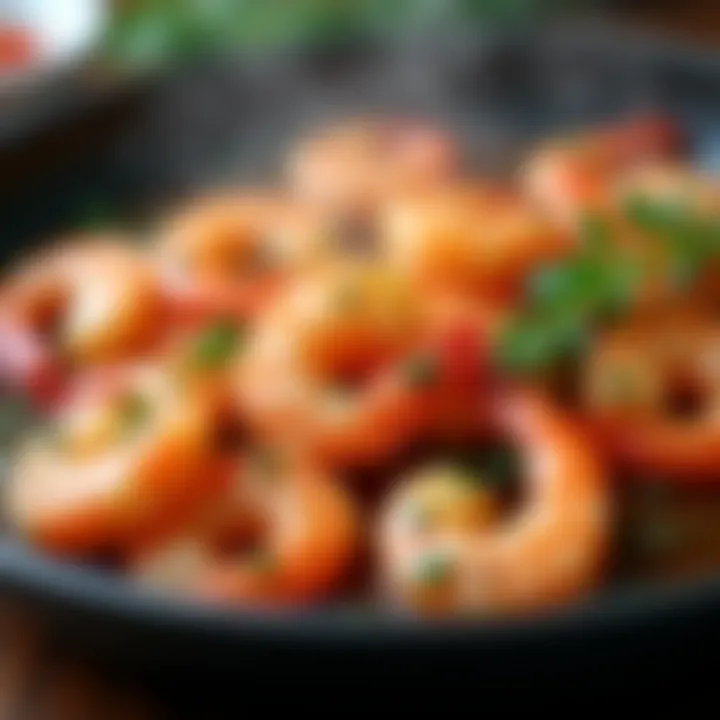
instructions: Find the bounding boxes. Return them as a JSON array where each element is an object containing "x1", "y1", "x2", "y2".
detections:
[{"x1": 3, "y1": 20, "x2": 720, "y2": 675}]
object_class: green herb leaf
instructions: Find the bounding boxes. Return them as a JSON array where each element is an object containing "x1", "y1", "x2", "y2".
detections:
[
  {"x1": 579, "y1": 212, "x2": 612, "y2": 255},
  {"x1": 624, "y1": 195, "x2": 720, "y2": 290},
  {"x1": 413, "y1": 551, "x2": 453, "y2": 586},
  {"x1": 497, "y1": 311, "x2": 587, "y2": 375},
  {"x1": 119, "y1": 392, "x2": 151, "y2": 433},
  {"x1": 497, "y1": 196, "x2": 720, "y2": 376},
  {"x1": 189, "y1": 320, "x2": 242, "y2": 371}
]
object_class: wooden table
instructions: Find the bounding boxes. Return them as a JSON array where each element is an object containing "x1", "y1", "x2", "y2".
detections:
[
  {"x1": 0, "y1": 605, "x2": 162, "y2": 719},
  {"x1": 2, "y1": 4, "x2": 719, "y2": 717}
]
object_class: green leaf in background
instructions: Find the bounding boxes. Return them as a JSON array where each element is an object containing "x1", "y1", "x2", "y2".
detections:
[
  {"x1": 104, "y1": 0, "x2": 590, "y2": 70},
  {"x1": 106, "y1": 0, "x2": 405, "y2": 67},
  {"x1": 188, "y1": 319, "x2": 242, "y2": 371}
]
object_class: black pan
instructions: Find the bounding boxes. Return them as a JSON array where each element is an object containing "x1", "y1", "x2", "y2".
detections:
[{"x1": 1, "y1": 19, "x2": 720, "y2": 689}]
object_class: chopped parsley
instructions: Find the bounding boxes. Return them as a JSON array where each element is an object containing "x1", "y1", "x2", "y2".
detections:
[
  {"x1": 188, "y1": 320, "x2": 242, "y2": 371},
  {"x1": 413, "y1": 552, "x2": 453, "y2": 586},
  {"x1": 119, "y1": 392, "x2": 151, "y2": 433}
]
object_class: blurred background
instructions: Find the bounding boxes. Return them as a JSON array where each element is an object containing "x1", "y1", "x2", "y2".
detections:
[
  {"x1": 0, "y1": 1, "x2": 710, "y2": 144},
  {"x1": 0, "y1": 2, "x2": 708, "y2": 139},
  {"x1": 0, "y1": 2, "x2": 700, "y2": 80}
]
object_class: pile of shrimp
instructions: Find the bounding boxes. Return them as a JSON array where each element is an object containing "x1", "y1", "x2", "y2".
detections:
[{"x1": 1, "y1": 113, "x2": 712, "y2": 618}]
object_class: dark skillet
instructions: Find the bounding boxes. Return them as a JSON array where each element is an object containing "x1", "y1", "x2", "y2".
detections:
[{"x1": 2, "y1": 21, "x2": 720, "y2": 685}]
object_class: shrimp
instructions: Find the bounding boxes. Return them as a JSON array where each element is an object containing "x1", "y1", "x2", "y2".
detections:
[
  {"x1": 236, "y1": 261, "x2": 495, "y2": 465},
  {"x1": 158, "y1": 193, "x2": 331, "y2": 326},
  {"x1": 6, "y1": 363, "x2": 218, "y2": 555},
  {"x1": 236, "y1": 261, "x2": 437, "y2": 466},
  {"x1": 523, "y1": 115, "x2": 682, "y2": 229},
  {"x1": 382, "y1": 183, "x2": 569, "y2": 302},
  {"x1": 132, "y1": 455, "x2": 360, "y2": 606},
  {"x1": 616, "y1": 163, "x2": 720, "y2": 215},
  {"x1": 583, "y1": 311, "x2": 720, "y2": 478},
  {"x1": 0, "y1": 237, "x2": 165, "y2": 405},
  {"x1": 240, "y1": 258, "x2": 506, "y2": 465},
  {"x1": 288, "y1": 118, "x2": 458, "y2": 220},
  {"x1": 379, "y1": 390, "x2": 610, "y2": 615}
]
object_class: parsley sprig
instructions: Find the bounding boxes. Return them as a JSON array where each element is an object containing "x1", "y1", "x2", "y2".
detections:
[
  {"x1": 625, "y1": 195, "x2": 720, "y2": 290},
  {"x1": 187, "y1": 320, "x2": 243, "y2": 371},
  {"x1": 105, "y1": 1, "x2": 583, "y2": 70},
  {"x1": 498, "y1": 199, "x2": 720, "y2": 375}
]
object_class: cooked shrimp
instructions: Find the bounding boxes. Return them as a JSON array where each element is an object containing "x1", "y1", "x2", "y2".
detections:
[
  {"x1": 158, "y1": 193, "x2": 331, "y2": 325},
  {"x1": 583, "y1": 311, "x2": 720, "y2": 478},
  {"x1": 6, "y1": 363, "x2": 218, "y2": 555},
  {"x1": 288, "y1": 119, "x2": 458, "y2": 219},
  {"x1": 616, "y1": 163, "x2": 720, "y2": 214},
  {"x1": 382, "y1": 183, "x2": 569, "y2": 301},
  {"x1": 379, "y1": 390, "x2": 609, "y2": 615},
  {"x1": 0, "y1": 237, "x2": 164, "y2": 405},
  {"x1": 236, "y1": 261, "x2": 439, "y2": 466},
  {"x1": 133, "y1": 455, "x2": 360, "y2": 606},
  {"x1": 523, "y1": 115, "x2": 682, "y2": 229}
]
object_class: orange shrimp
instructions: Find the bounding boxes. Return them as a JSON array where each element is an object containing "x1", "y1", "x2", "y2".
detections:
[
  {"x1": 0, "y1": 237, "x2": 165, "y2": 405},
  {"x1": 133, "y1": 456, "x2": 360, "y2": 606},
  {"x1": 382, "y1": 183, "x2": 569, "y2": 302},
  {"x1": 158, "y1": 193, "x2": 331, "y2": 326},
  {"x1": 6, "y1": 363, "x2": 218, "y2": 555},
  {"x1": 583, "y1": 311, "x2": 720, "y2": 479},
  {"x1": 379, "y1": 390, "x2": 610, "y2": 615},
  {"x1": 236, "y1": 261, "x2": 439, "y2": 467},
  {"x1": 616, "y1": 162, "x2": 720, "y2": 213},
  {"x1": 523, "y1": 115, "x2": 683, "y2": 229},
  {"x1": 288, "y1": 118, "x2": 458, "y2": 220},
  {"x1": 236, "y1": 261, "x2": 497, "y2": 465}
]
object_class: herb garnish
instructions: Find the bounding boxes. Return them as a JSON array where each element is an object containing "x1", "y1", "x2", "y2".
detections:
[
  {"x1": 188, "y1": 320, "x2": 242, "y2": 371},
  {"x1": 119, "y1": 392, "x2": 151, "y2": 433},
  {"x1": 413, "y1": 551, "x2": 453, "y2": 586},
  {"x1": 498, "y1": 200, "x2": 720, "y2": 375}
]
